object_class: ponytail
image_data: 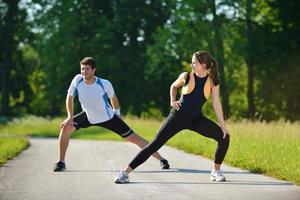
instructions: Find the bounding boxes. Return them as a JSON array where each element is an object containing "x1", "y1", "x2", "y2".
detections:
[
  {"x1": 209, "y1": 58, "x2": 220, "y2": 86},
  {"x1": 194, "y1": 51, "x2": 220, "y2": 86}
]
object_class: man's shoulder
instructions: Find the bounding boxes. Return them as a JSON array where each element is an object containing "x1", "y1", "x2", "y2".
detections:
[
  {"x1": 72, "y1": 74, "x2": 84, "y2": 85},
  {"x1": 74, "y1": 74, "x2": 83, "y2": 80},
  {"x1": 97, "y1": 77, "x2": 111, "y2": 85}
]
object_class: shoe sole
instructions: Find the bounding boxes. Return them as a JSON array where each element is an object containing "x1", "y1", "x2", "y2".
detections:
[
  {"x1": 161, "y1": 165, "x2": 170, "y2": 169},
  {"x1": 53, "y1": 167, "x2": 66, "y2": 172},
  {"x1": 210, "y1": 177, "x2": 226, "y2": 182},
  {"x1": 114, "y1": 180, "x2": 129, "y2": 184}
]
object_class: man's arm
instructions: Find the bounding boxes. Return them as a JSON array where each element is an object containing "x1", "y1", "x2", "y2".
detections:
[
  {"x1": 66, "y1": 95, "x2": 74, "y2": 119},
  {"x1": 61, "y1": 95, "x2": 74, "y2": 128},
  {"x1": 110, "y1": 94, "x2": 121, "y2": 116}
]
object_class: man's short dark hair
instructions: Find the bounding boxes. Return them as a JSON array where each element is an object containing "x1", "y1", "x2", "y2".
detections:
[{"x1": 80, "y1": 57, "x2": 96, "y2": 69}]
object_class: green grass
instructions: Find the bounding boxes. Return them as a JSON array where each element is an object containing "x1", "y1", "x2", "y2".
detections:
[
  {"x1": 0, "y1": 116, "x2": 63, "y2": 137},
  {"x1": 0, "y1": 115, "x2": 299, "y2": 185},
  {"x1": 0, "y1": 136, "x2": 29, "y2": 165},
  {"x1": 166, "y1": 120, "x2": 300, "y2": 186}
]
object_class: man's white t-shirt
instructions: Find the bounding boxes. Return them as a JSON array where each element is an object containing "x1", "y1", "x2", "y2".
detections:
[{"x1": 67, "y1": 74, "x2": 115, "y2": 123}]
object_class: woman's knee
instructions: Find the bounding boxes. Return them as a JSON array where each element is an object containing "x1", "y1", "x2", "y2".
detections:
[
  {"x1": 221, "y1": 134, "x2": 230, "y2": 146},
  {"x1": 217, "y1": 133, "x2": 230, "y2": 145}
]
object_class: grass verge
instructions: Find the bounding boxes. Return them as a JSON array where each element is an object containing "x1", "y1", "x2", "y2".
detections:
[
  {"x1": 0, "y1": 116, "x2": 299, "y2": 185},
  {"x1": 0, "y1": 136, "x2": 29, "y2": 166}
]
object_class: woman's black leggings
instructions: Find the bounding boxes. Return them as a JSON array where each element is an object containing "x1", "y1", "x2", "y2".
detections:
[{"x1": 128, "y1": 112, "x2": 230, "y2": 169}]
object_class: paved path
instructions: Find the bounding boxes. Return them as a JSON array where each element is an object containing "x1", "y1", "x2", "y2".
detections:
[{"x1": 0, "y1": 138, "x2": 299, "y2": 200}]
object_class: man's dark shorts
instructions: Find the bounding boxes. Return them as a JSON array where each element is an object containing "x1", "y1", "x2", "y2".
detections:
[{"x1": 73, "y1": 111, "x2": 133, "y2": 138}]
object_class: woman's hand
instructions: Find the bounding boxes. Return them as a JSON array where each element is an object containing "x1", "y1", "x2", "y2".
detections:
[
  {"x1": 221, "y1": 126, "x2": 230, "y2": 139},
  {"x1": 171, "y1": 101, "x2": 182, "y2": 110}
]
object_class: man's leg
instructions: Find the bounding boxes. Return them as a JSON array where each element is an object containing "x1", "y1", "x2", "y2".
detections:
[
  {"x1": 54, "y1": 111, "x2": 89, "y2": 172},
  {"x1": 126, "y1": 133, "x2": 165, "y2": 161},
  {"x1": 58, "y1": 124, "x2": 76, "y2": 162},
  {"x1": 53, "y1": 123, "x2": 76, "y2": 172}
]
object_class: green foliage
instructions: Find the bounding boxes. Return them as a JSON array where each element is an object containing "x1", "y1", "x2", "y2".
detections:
[
  {"x1": 33, "y1": 0, "x2": 174, "y2": 116},
  {"x1": 0, "y1": 0, "x2": 300, "y2": 121},
  {"x1": 0, "y1": 115, "x2": 63, "y2": 137},
  {"x1": 140, "y1": 106, "x2": 164, "y2": 120},
  {"x1": 144, "y1": 2, "x2": 215, "y2": 115},
  {"x1": 0, "y1": 136, "x2": 29, "y2": 166}
]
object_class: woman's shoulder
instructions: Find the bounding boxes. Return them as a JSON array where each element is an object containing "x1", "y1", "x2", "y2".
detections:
[
  {"x1": 178, "y1": 72, "x2": 191, "y2": 84},
  {"x1": 178, "y1": 71, "x2": 189, "y2": 79}
]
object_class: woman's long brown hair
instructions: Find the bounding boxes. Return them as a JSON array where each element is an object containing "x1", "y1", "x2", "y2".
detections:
[{"x1": 193, "y1": 51, "x2": 220, "y2": 86}]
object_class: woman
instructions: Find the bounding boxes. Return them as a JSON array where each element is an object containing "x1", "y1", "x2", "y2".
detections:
[{"x1": 115, "y1": 51, "x2": 230, "y2": 183}]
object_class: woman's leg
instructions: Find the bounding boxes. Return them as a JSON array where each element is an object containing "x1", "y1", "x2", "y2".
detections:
[
  {"x1": 187, "y1": 116, "x2": 230, "y2": 181},
  {"x1": 126, "y1": 133, "x2": 166, "y2": 161},
  {"x1": 127, "y1": 113, "x2": 185, "y2": 172},
  {"x1": 188, "y1": 116, "x2": 230, "y2": 166},
  {"x1": 98, "y1": 115, "x2": 166, "y2": 162}
]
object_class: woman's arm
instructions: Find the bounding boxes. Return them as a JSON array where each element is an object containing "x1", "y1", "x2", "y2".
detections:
[
  {"x1": 211, "y1": 84, "x2": 229, "y2": 138},
  {"x1": 170, "y1": 72, "x2": 186, "y2": 110}
]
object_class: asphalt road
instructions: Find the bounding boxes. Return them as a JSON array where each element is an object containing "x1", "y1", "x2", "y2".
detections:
[{"x1": 0, "y1": 138, "x2": 299, "y2": 200}]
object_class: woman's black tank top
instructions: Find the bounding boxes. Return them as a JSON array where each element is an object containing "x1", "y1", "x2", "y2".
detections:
[{"x1": 174, "y1": 73, "x2": 208, "y2": 118}]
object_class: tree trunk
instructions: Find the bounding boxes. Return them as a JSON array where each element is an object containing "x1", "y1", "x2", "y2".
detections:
[
  {"x1": 211, "y1": 0, "x2": 230, "y2": 119},
  {"x1": 50, "y1": 64, "x2": 59, "y2": 117},
  {"x1": 1, "y1": 0, "x2": 19, "y2": 116},
  {"x1": 245, "y1": 0, "x2": 256, "y2": 118}
]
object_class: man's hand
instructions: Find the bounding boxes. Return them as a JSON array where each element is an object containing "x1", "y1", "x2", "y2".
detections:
[{"x1": 60, "y1": 118, "x2": 74, "y2": 129}]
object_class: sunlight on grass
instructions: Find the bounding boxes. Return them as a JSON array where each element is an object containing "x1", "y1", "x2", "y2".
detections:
[{"x1": 0, "y1": 116, "x2": 299, "y2": 185}]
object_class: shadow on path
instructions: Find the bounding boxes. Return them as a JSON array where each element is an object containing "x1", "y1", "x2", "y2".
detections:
[
  {"x1": 128, "y1": 180, "x2": 294, "y2": 186},
  {"x1": 65, "y1": 168, "x2": 251, "y2": 175}
]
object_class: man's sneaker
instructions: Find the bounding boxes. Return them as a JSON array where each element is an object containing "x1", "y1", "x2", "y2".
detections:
[
  {"x1": 114, "y1": 171, "x2": 130, "y2": 184},
  {"x1": 210, "y1": 170, "x2": 226, "y2": 182},
  {"x1": 53, "y1": 161, "x2": 66, "y2": 172},
  {"x1": 160, "y1": 159, "x2": 170, "y2": 169}
]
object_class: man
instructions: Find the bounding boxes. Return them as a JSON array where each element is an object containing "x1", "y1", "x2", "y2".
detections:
[{"x1": 54, "y1": 57, "x2": 169, "y2": 171}]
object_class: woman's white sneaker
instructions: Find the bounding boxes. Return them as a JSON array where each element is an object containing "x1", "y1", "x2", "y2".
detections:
[
  {"x1": 210, "y1": 170, "x2": 226, "y2": 182},
  {"x1": 114, "y1": 171, "x2": 130, "y2": 184}
]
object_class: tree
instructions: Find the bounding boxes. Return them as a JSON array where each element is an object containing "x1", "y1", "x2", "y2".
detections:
[
  {"x1": 35, "y1": 0, "x2": 173, "y2": 116},
  {"x1": 145, "y1": 0, "x2": 233, "y2": 118},
  {"x1": 209, "y1": 0, "x2": 230, "y2": 119},
  {"x1": 1, "y1": 0, "x2": 20, "y2": 116}
]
